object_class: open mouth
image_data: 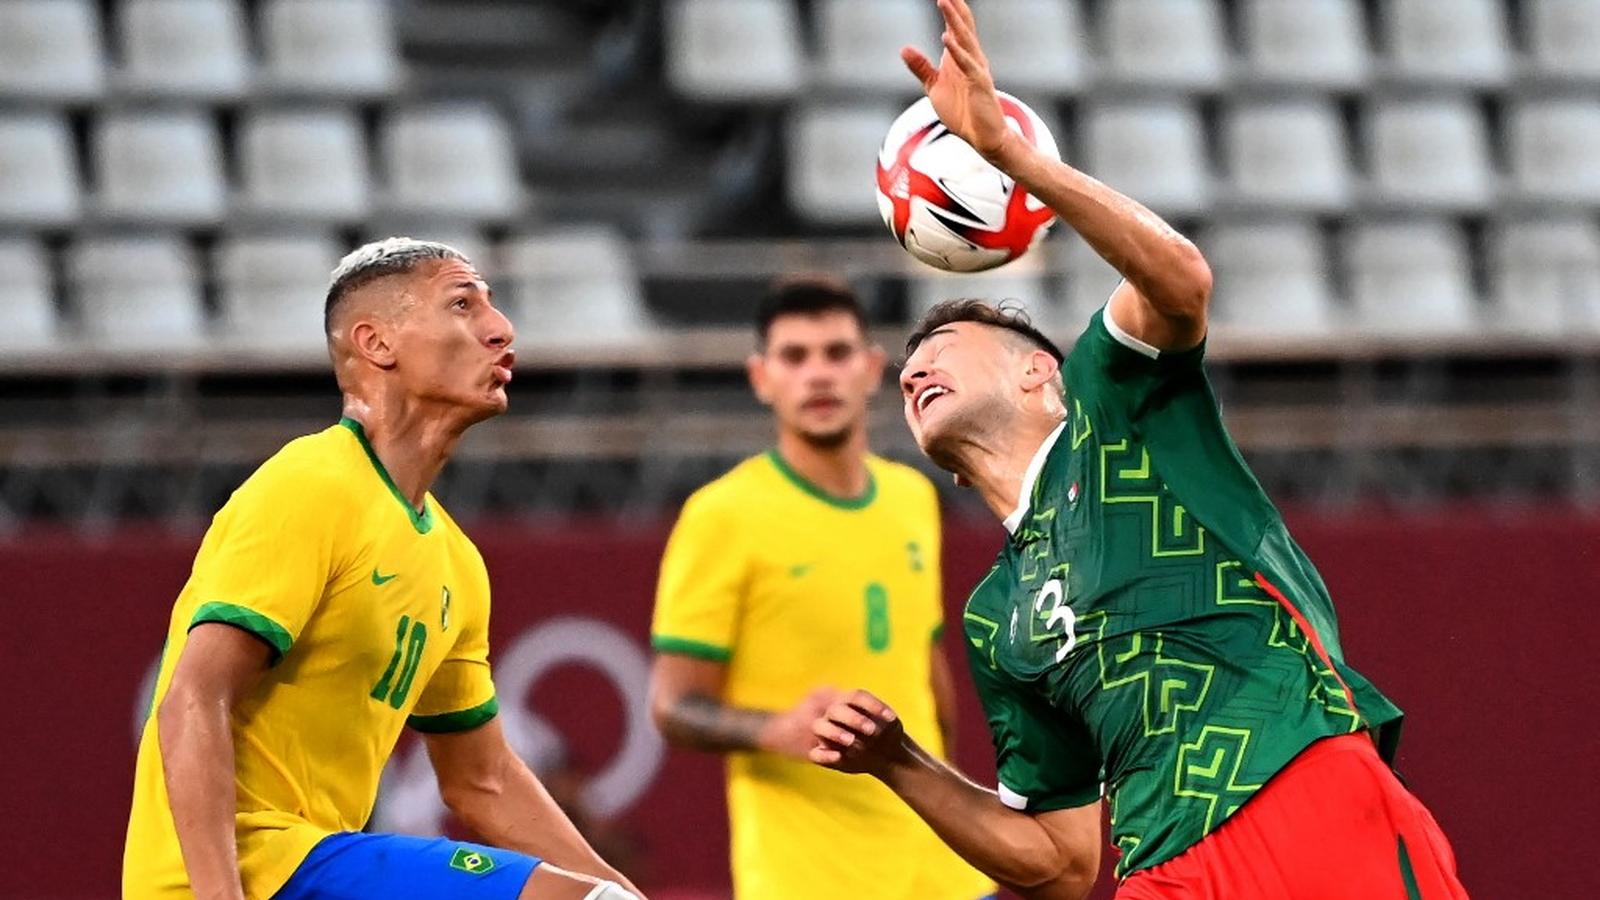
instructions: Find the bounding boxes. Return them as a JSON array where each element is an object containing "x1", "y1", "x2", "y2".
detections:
[{"x1": 915, "y1": 384, "x2": 951, "y2": 415}]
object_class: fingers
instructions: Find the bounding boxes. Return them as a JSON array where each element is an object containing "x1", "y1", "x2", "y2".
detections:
[
  {"x1": 844, "y1": 688, "x2": 897, "y2": 723},
  {"x1": 940, "y1": 0, "x2": 979, "y2": 34},
  {"x1": 937, "y1": 0, "x2": 987, "y2": 66},
  {"x1": 901, "y1": 46, "x2": 938, "y2": 88},
  {"x1": 942, "y1": 31, "x2": 985, "y2": 79}
]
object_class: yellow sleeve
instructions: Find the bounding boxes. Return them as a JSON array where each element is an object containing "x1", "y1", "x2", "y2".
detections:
[
  {"x1": 651, "y1": 489, "x2": 746, "y2": 662},
  {"x1": 186, "y1": 456, "x2": 350, "y2": 661},
  {"x1": 923, "y1": 477, "x2": 946, "y2": 642},
  {"x1": 408, "y1": 565, "x2": 498, "y2": 733}
]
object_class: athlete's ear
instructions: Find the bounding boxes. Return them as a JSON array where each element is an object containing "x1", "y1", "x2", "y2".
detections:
[
  {"x1": 1019, "y1": 349, "x2": 1060, "y2": 393},
  {"x1": 746, "y1": 352, "x2": 774, "y2": 407},
  {"x1": 862, "y1": 343, "x2": 888, "y2": 396},
  {"x1": 350, "y1": 318, "x2": 398, "y2": 369}
]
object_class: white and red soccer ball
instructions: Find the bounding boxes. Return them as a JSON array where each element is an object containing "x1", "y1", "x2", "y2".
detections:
[{"x1": 876, "y1": 92, "x2": 1059, "y2": 273}]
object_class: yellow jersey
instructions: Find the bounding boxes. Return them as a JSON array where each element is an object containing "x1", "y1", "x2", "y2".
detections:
[
  {"x1": 652, "y1": 451, "x2": 994, "y2": 900},
  {"x1": 123, "y1": 419, "x2": 499, "y2": 900}
]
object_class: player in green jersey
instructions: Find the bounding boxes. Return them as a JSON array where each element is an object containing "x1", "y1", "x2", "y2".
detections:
[{"x1": 809, "y1": 2, "x2": 1468, "y2": 898}]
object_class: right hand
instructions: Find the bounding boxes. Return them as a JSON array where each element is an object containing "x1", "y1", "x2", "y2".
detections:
[
  {"x1": 808, "y1": 690, "x2": 911, "y2": 778},
  {"x1": 757, "y1": 687, "x2": 843, "y2": 759},
  {"x1": 900, "y1": 0, "x2": 1011, "y2": 160}
]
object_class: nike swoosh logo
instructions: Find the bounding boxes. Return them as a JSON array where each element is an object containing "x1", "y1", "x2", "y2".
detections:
[
  {"x1": 372, "y1": 568, "x2": 399, "y2": 586},
  {"x1": 788, "y1": 563, "x2": 815, "y2": 579}
]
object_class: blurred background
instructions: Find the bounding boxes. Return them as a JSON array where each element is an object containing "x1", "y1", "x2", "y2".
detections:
[{"x1": 0, "y1": 0, "x2": 1594, "y2": 897}]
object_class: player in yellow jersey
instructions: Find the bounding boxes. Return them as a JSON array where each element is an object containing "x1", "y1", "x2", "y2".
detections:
[
  {"x1": 123, "y1": 239, "x2": 641, "y2": 900},
  {"x1": 648, "y1": 279, "x2": 995, "y2": 899}
]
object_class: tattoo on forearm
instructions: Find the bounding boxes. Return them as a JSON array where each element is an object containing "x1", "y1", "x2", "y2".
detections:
[{"x1": 661, "y1": 693, "x2": 771, "y2": 753}]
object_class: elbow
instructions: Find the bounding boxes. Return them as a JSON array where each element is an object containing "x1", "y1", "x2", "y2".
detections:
[
  {"x1": 1007, "y1": 843, "x2": 1098, "y2": 900},
  {"x1": 1160, "y1": 237, "x2": 1212, "y2": 323},
  {"x1": 648, "y1": 679, "x2": 692, "y2": 749}
]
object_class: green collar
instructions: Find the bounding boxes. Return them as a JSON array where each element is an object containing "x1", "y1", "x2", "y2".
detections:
[
  {"x1": 766, "y1": 449, "x2": 877, "y2": 511},
  {"x1": 339, "y1": 417, "x2": 434, "y2": 534}
]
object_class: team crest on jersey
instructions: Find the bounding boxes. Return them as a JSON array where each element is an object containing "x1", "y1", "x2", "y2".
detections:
[
  {"x1": 1068, "y1": 481, "x2": 1080, "y2": 506},
  {"x1": 448, "y1": 846, "x2": 494, "y2": 874},
  {"x1": 907, "y1": 541, "x2": 925, "y2": 572},
  {"x1": 440, "y1": 586, "x2": 451, "y2": 631}
]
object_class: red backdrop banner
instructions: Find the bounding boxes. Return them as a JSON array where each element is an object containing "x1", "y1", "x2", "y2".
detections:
[{"x1": 3, "y1": 509, "x2": 1591, "y2": 898}]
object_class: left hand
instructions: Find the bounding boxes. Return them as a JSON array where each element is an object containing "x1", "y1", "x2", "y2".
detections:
[
  {"x1": 900, "y1": 0, "x2": 1010, "y2": 159},
  {"x1": 808, "y1": 689, "x2": 911, "y2": 777}
]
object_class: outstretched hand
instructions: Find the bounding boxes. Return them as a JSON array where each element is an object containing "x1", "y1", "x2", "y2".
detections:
[
  {"x1": 900, "y1": 0, "x2": 1011, "y2": 159},
  {"x1": 809, "y1": 690, "x2": 911, "y2": 777}
]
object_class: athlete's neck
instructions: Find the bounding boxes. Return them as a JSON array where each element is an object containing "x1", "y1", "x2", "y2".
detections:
[
  {"x1": 341, "y1": 394, "x2": 469, "y2": 510},
  {"x1": 955, "y1": 412, "x2": 1066, "y2": 525},
  {"x1": 775, "y1": 426, "x2": 871, "y2": 501}
]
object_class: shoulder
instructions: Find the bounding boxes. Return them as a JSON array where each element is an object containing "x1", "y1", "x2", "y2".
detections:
[
  {"x1": 230, "y1": 425, "x2": 361, "y2": 512},
  {"x1": 868, "y1": 455, "x2": 940, "y2": 508},
  {"x1": 683, "y1": 454, "x2": 773, "y2": 515}
]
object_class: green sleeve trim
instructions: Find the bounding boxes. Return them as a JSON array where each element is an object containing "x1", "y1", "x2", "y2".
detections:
[
  {"x1": 190, "y1": 601, "x2": 293, "y2": 661},
  {"x1": 651, "y1": 635, "x2": 733, "y2": 663},
  {"x1": 765, "y1": 449, "x2": 877, "y2": 510},
  {"x1": 408, "y1": 695, "x2": 500, "y2": 733}
]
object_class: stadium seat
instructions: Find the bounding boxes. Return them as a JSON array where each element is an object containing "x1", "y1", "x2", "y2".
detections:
[
  {"x1": 93, "y1": 110, "x2": 227, "y2": 226},
  {"x1": 815, "y1": 0, "x2": 938, "y2": 94},
  {"x1": 238, "y1": 109, "x2": 371, "y2": 223},
  {"x1": 1507, "y1": 98, "x2": 1600, "y2": 206},
  {"x1": 503, "y1": 227, "x2": 653, "y2": 345},
  {"x1": 1064, "y1": 236, "x2": 1124, "y2": 324},
  {"x1": 380, "y1": 106, "x2": 524, "y2": 221},
  {"x1": 788, "y1": 104, "x2": 899, "y2": 225},
  {"x1": 1366, "y1": 99, "x2": 1493, "y2": 212},
  {"x1": 0, "y1": 0, "x2": 105, "y2": 102},
  {"x1": 259, "y1": 0, "x2": 401, "y2": 98},
  {"x1": 1239, "y1": 0, "x2": 1370, "y2": 90},
  {"x1": 1098, "y1": 0, "x2": 1226, "y2": 91},
  {"x1": 1489, "y1": 218, "x2": 1600, "y2": 334},
  {"x1": 1204, "y1": 220, "x2": 1336, "y2": 334},
  {"x1": 979, "y1": 0, "x2": 1089, "y2": 96},
  {"x1": 69, "y1": 235, "x2": 205, "y2": 349},
  {"x1": 0, "y1": 113, "x2": 82, "y2": 228},
  {"x1": 1381, "y1": 0, "x2": 1511, "y2": 87},
  {"x1": 1222, "y1": 100, "x2": 1351, "y2": 212},
  {"x1": 666, "y1": 0, "x2": 804, "y2": 102},
  {"x1": 116, "y1": 0, "x2": 250, "y2": 100},
  {"x1": 1082, "y1": 100, "x2": 1209, "y2": 216},
  {"x1": 1526, "y1": 0, "x2": 1600, "y2": 83},
  {"x1": 0, "y1": 239, "x2": 58, "y2": 352},
  {"x1": 907, "y1": 267, "x2": 1059, "y2": 332},
  {"x1": 1346, "y1": 220, "x2": 1476, "y2": 334},
  {"x1": 217, "y1": 233, "x2": 341, "y2": 350}
]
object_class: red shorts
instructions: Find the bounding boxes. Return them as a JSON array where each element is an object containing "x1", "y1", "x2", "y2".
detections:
[{"x1": 1116, "y1": 733, "x2": 1468, "y2": 900}]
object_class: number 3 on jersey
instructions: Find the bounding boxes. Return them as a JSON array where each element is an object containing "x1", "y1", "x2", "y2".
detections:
[
  {"x1": 1035, "y1": 577, "x2": 1077, "y2": 662},
  {"x1": 371, "y1": 615, "x2": 427, "y2": 708}
]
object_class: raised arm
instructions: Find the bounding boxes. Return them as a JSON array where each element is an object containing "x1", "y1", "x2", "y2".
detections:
[
  {"x1": 813, "y1": 691, "x2": 1100, "y2": 899},
  {"x1": 649, "y1": 653, "x2": 836, "y2": 757},
  {"x1": 157, "y1": 624, "x2": 273, "y2": 900},
  {"x1": 903, "y1": 0, "x2": 1212, "y2": 351}
]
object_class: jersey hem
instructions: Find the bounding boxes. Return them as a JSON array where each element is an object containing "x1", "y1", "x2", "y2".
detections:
[
  {"x1": 408, "y1": 695, "x2": 500, "y2": 733},
  {"x1": 190, "y1": 601, "x2": 293, "y2": 660},
  {"x1": 651, "y1": 634, "x2": 733, "y2": 662}
]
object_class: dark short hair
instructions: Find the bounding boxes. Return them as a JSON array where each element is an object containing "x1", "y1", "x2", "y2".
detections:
[
  {"x1": 757, "y1": 276, "x2": 868, "y2": 345},
  {"x1": 906, "y1": 299, "x2": 1065, "y2": 362}
]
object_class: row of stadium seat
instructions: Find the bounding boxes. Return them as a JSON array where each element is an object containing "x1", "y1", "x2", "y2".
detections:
[
  {"x1": 789, "y1": 95, "x2": 1600, "y2": 224},
  {"x1": 669, "y1": 0, "x2": 1600, "y2": 101},
  {"x1": 2, "y1": 218, "x2": 1596, "y2": 357},
  {"x1": 0, "y1": 105, "x2": 523, "y2": 228},
  {"x1": 0, "y1": 0, "x2": 398, "y2": 103}
]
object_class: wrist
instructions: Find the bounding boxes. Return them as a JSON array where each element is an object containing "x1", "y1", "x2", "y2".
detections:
[{"x1": 981, "y1": 126, "x2": 1027, "y2": 170}]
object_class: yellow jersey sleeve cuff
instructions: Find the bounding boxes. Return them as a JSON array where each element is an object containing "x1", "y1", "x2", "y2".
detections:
[
  {"x1": 407, "y1": 695, "x2": 499, "y2": 734},
  {"x1": 190, "y1": 601, "x2": 293, "y2": 661},
  {"x1": 651, "y1": 634, "x2": 732, "y2": 663}
]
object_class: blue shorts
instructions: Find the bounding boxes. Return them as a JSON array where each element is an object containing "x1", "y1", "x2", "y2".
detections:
[{"x1": 274, "y1": 832, "x2": 542, "y2": 900}]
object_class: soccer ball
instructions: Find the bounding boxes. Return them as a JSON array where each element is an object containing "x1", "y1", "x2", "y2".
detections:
[{"x1": 875, "y1": 93, "x2": 1060, "y2": 273}]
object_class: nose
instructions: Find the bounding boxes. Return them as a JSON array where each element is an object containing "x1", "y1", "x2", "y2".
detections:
[
  {"x1": 902, "y1": 366, "x2": 929, "y2": 395},
  {"x1": 485, "y1": 303, "x2": 515, "y2": 349}
]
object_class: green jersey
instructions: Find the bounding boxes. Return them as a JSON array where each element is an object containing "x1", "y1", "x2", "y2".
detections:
[{"x1": 963, "y1": 309, "x2": 1403, "y2": 877}]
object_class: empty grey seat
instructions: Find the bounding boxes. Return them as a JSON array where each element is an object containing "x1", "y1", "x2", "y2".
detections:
[
  {"x1": 1489, "y1": 218, "x2": 1600, "y2": 334},
  {"x1": 1382, "y1": 0, "x2": 1511, "y2": 87},
  {"x1": 789, "y1": 104, "x2": 899, "y2": 225},
  {"x1": 666, "y1": 0, "x2": 803, "y2": 102},
  {"x1": 980, "y1": 0, "x2": 1089, "y2": 95},
  {"x1": 0, "y1": 239, "x2": 58, "y2": 352},
  {"x1": 1223, "y1": 100, "x2": 1351, "y2": 212},
  {"x1": 238, "y1": 109, "x2": 371, "y2": 222},
  {"x1": 815, "y1": 0, "x2": 938, "y2": 94},
  {"x1": 1099, "y1": 0, "x2": 1226, "y2": 91},
  {"x1": 1204, "y1": 220, "x2": 1336, "y2": 334},
  {"x1": 1345, "y1": 220, "x2": 1476, "y2": 334},
  {"x1": 1507, "y1": 98, "x2": 1600, "y2": 205},
  {"x1": 381, "y1": 106, "x2": 523, "y2": 220},
  {"x1": 1526, "y1": 0, "x2": 1600, "y2": 83},
  {"x1": 503, "y1": 228, "x2": 652, "y2": 344},
  {"x1": 0, "y1": 113, "x2": 82, "y2": 227},
  {"x1": 69, "y1": 235, "x2": 205, "y2": 349},
  {"x1": 1240, "y1": 0, "x2": 1369, "y2": 90},
  {"x1": 116, "y1": 0, "x2": 249, "y2": 100},
  {"x1": 217, "y1": 233, "x2": 341, "y2": 349},
  {"x1": 94, "y1": 110, "x2": 227, "y2": 225},
  {"x1": 0, "y1": 0, "x2": 105, "y2": 102},
  {"x1": 260, "y1": 0, "x2": 401, "y2": 98},
  {"x1": 1367, "y1": 99, "x2": 1493, "y2": 211},
  {"x1": 1083, "y1": 100, "x2": 1209, "y2": 215}
]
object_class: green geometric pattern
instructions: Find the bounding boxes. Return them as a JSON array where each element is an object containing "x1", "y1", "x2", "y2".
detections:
[
  {"x1": 1173, "y1": 725, "x2": 1264, "y2": 831},
  {"x1": 189, "y1": 601, "x2": 292, "y2": 659},
  {"x1": 1100, "y1": 439, "x2": 1205, "y2": 557},
  {"x1": 1082, "y1": 612, "x2": 1213, "y2": 736},
  {"x1": 448, "y1": 846, "x2": 496, "y2": 875},
  {"x1": 965, "y1": 609, "x2": 1001, "y2": 670}
]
